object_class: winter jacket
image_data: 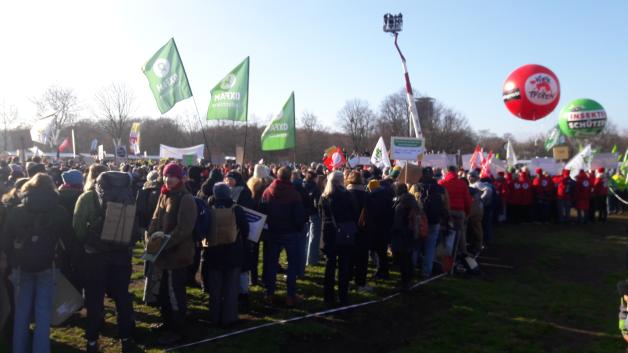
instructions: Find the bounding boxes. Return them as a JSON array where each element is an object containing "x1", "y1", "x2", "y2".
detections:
[
  {"x1": 320, "y1": 187, "x2": 357, "y2": 251},
  {"x1": 439, "y1": 171, "x2": 471, "y2": 215},
  {"x1": 2, "y1": 188, "x2": 72, "y2": 272},
  {"x1": 593, "y1": 176, "x2": 608, "y2": 197},
  {"x1": 512, "y1": 172, "x2": 533, "y2": 205},
  {"x1": 147, "y1": 185, "x2": 197, "y2": 270},
  {"x1": 555, "y1": 170, "x2": 573, "y2": 200},
  {"x1": 260, "y1": 179, "x2": 305, "y2": 237},
  {"x1": 532, "y1": 175, "x2": 554, "y2": 202},
  {"x1": 202, "y1": 198, "x2": 249, "y2": 269},
  {"x1": 574, "y1": 171, "x2": 591, "y2": 211},
  {"x1": 303, "y1": 179, "x2": 321, "y2": 216},
  {"x1": 366, "y1": 182, "x2": 395, "y2": 240},
  {"x1": 390, "y1": 193, "x2": 420, "y2": 253}
]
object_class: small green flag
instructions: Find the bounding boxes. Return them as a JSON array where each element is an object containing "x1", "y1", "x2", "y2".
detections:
[
  {"x1": 142, "y1": 38, "x2": 192, "y2": 114},
  {"x1": 207, "y1": 57, "x2": 249, "y2": 121},
  {"x1": 261, "y1": 92, "x2": 296, "y2": 151},
  {"x1": 612, "y1": 144, "x2": 618, "y2": 154},
  {"x1": 544, "y1": 126, "x2": 560, "y2": 151}
]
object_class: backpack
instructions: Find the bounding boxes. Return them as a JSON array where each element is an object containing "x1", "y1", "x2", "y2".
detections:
[
  {"x1": 420, "y1": 182, "x2": 445, "y2": 224},
  {"x1": 90, "y1": 171, "x2": 137, "y2": 248},
  {"x1": 205, "y1": 205, "x2": 238, "y2": 247},
  {"x1": 12, "y1": 209, "x2": 60, "y2": 273},
  {"x1": 193, "y1": 197, "x2": 211, "y2": 242}
]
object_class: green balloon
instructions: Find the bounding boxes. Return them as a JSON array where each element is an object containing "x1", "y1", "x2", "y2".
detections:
[{"x1": 558, "y1": 98, "x2": 607, "y2": 138}]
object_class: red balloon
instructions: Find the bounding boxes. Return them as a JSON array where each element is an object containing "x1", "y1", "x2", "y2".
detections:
[{"x1": 502, "y1": 64, "x2": 560, "y2": 121}]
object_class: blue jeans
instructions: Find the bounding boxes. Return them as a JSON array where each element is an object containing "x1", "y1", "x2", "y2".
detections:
[
  {"x1": 297, "y1": 224, "x2": 309, "y2": 277},
  {"x1": 307, "y1": 214, "x2": 322, "y2": 265},
  {"x1": 10, "y1": 268, "x2": 57, "y2": 353},
  {"x1": 264, "y1": 233, "x2": 299, "y2": 297},
  {"x1": 422, "y1": 224, "x2": 440, "y2": 277}
]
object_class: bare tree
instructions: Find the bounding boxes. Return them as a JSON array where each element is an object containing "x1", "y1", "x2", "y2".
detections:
[
  {"x1": 339, "y1": 99, "x2": 374, "y2": 154},
  {"x1": 0, "y1": 103, "x2": 17, "y2": 151},
  {"x1": 34, "y1": 86, "x2": 79, "y2": 146},
  {"x1": 377, "y1": 90, "x2": 409, "y2": 141},
  {"x1": 94, "y1": 83, "x2": 135, "y2": 146},
  {"x1": 299, "y1": 111, "x2": 322, "y2": 132}
]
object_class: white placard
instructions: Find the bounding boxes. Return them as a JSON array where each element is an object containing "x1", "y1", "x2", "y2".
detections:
[
  {"x1": 390, "y1": 136, "x2": 424, "y2": 161},
  {"x1": 241, "y1": 206, "x2": 267, "y2": 243}
]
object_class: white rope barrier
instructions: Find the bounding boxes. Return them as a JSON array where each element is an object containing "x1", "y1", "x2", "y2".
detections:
[{"x1": 165, "y1": 272, "x2": 449, "y2": 351}]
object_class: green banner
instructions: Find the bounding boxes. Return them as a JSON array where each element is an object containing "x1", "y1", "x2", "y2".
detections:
[
  {"x1": 544, "y1": 125, "x2": 561, "y2": 151},
  {"x1": 142, "y1": 38, "x2": 192, "y2": 114},
  {"x1": 207, "y1": 57, "x2": 249, "y2": 121},
  {"x1": 261, "y1": 92, "x2": 295, "y2": 151}
]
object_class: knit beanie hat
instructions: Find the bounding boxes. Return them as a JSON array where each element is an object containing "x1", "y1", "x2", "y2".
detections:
[
  {"x1": 61, "y1": 169, "x2": 83, "y2": 186},
  {"x1": 367, "y1": 179, "x2": 380, "y2": 192},
  {"x1": 163, "y1": 163, "x2": 183, "y2": 179},
  {"x1": 213, "y1": 182, "x2": 231, "y2": 200}
]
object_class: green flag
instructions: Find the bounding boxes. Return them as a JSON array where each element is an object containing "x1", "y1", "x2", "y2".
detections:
[
  {"x1": 142, "y1": 38, "x2": 192, "y2": 114},
  {"x1": 544, "y1": 126, "x2": 560, "y2": 151},
  {"x1": 207, "y1": 57, "x2": 249, "y2": 121},
  {"x1": 611, "y1": 144, "x2": 618, "y2": 154},
  {"x1": 261, "y1": 92, "x2": 295, "y2": 151}
]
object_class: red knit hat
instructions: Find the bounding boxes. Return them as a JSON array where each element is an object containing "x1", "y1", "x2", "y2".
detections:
[
  {"x1": 597, "y1": 167, "x2": 605, "y2": 173},
  {"x1": 535, "y1": 168, "x2": 543, "y2": 175},
  {"x1": 163, "y1": 163, "x2": 184, "y2": 179}
]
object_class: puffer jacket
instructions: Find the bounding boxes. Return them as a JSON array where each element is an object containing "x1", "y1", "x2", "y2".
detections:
[{"x1": 439, "y1": 171, "x2": 471, "y2": 215}]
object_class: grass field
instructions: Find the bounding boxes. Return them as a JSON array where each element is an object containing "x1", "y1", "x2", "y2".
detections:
[{"x1": 4, "y1": 214, "x2": 628, "y2": 353}]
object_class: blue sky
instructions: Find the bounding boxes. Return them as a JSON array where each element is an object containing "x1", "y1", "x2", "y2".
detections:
[{"x1": 1, "y1": 0, "x2": 626, "y2": 140}]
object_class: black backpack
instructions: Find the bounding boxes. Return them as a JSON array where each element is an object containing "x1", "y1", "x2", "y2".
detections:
[
  {"x1": 420, "y1": 182, "x2": 445, "y2": 224},
  {"x1": 12, "y1": 209, "x2": 60, "y2": 273}
]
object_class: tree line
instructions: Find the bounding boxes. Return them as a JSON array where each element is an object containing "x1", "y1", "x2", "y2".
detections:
[{"x1": 1, "y1": 86, "x2": 626, "y2": 164}]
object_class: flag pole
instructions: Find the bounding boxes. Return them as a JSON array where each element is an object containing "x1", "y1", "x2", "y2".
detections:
[
  {"x1": 71, "y1": 129, "x2": 76, "y2": 158},
  {"x1": 191, "y1": 96, "x2": 212, "y2": 164},
  {"x1": 171, "y1": 38, "x2": 212, "y2": 164},
  {"x1": 242, "y1": 59, "x2": 250, "y2": 166}
]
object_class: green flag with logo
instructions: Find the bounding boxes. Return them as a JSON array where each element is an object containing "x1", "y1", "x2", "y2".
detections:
[
  {"x1": 207, "y1": 57, "x2": 249, "y2": 121},
  {"x1": 544, "y1": 125, "x2": 561, "y2": 151},
  {"x1": 261, "y1": 92, "x2": 295, "y2": 151},
  {"x1": 142, "y1": 38, "x2": 192, "y2": 114}
]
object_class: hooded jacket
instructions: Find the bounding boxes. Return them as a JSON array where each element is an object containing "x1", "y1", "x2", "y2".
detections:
[
  {"x1": 513, "y1": 172, "x2": 533, "y2": 205},
  {"x1": 260, "y1": 179, "x2": 305, "y2": 237}
]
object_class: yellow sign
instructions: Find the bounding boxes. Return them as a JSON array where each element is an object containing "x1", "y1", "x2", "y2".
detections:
[{"x1": 553, "y1": 146, "x2": 569, "y2": 160}]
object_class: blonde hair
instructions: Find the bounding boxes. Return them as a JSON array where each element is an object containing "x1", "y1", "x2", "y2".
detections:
[
  {"x1": 84, "y1": 164, "x2": 109, "y2": 192},
  {"x1": 322, "y1": 171, "x2": 344, "y2": 199},
  {"x1": 21, "y1": 173, "x2": 57, "y2": 194}
]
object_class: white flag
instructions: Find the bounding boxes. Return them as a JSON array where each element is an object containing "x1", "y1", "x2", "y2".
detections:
[
  {"x1": 565, "y1": 144, "x2": 593, "y2": 180},
  {"x1": 371, "y1": 137, "x2": 391, "y2": 169},
  {"x1": 30, "y1": 116, "x2": 55, "y2": 145},
  {"x1": 505, "y1": 140, "x2": 518, "y2": 168}
]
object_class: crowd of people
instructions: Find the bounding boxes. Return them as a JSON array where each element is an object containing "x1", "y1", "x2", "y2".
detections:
[{"x1": 0, "y1": 155, "x2": 625, "y2": 353}]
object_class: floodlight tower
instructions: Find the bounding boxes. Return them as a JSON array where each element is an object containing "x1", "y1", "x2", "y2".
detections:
[{"x1": 383, "y1": 13, "x2": 422, "y2": 139}]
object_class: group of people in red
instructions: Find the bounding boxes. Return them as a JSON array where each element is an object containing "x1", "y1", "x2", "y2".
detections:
[{"x1": 492, "y1": 166, "x2": 609, "y2": 224}]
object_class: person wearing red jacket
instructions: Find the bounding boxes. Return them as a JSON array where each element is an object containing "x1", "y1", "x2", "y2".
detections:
[
  {"x1": 504, "y1": 171, "x2": 515, "y2": 223},
  {"x1": 439, "y1": 166, "x2": 472, "y2": 256},
  {"x1": 493, "y1": 172, "x2": 508, "y2": 222},
  {"x1": 554, "y1": 169, "x2": 574, "y2": 223},
  {"x1": 592, "y1": 167, "x2": 609, "y2": 222},
  {"x1": 574, "y1": 170, "x2": 592, "y2": 223},
  {"x1": 532, "y1": 168, "x2": 554, "y2": 223},
  {"x1": 511, "y1": 170, "x2": 533, "y2": 223}
]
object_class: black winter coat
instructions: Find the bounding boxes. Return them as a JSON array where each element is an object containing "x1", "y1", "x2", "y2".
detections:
[{"x1": 320, "y1": 188, "x2": 357, "y2": 251}]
